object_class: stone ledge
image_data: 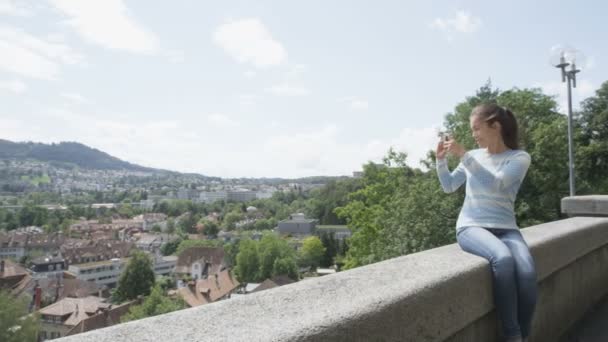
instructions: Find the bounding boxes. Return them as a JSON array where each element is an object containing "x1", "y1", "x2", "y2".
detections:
[
  {"x1": 562, "y1": 195, "x2": 608, "y2": 217},
  {"x1": 57, "y1": 217, "x2": 608, "y2": 342}
]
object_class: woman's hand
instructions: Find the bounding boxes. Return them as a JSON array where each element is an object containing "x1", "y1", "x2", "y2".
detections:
[
  {"x1": 436, "y1": 139, "x2": 447, "y2": 160},
  {"x1": 444, "y1": 138, "x2": 467, "y2": 158}
]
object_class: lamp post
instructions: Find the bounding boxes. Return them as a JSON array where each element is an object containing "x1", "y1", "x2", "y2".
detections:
[{"x1": 550, "y1": 46, "x2": 584, "y2": 197}]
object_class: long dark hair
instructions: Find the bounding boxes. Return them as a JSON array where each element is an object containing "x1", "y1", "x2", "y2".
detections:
[{"x1": 472, "y1": 103, "x2": 519, "y2": 150}]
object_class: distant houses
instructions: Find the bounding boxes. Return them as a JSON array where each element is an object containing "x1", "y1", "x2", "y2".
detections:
[{"x1": 276, "y1": 213, "x2": 317, "y2": 236}]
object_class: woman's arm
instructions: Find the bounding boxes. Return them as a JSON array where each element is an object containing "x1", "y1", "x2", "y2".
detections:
[
  {"x1": 460, "y1": 151, "x2": 531, "y2": 190},
  {"x1": 436, "y1": 158, "x2": 466, "y2": 193}
]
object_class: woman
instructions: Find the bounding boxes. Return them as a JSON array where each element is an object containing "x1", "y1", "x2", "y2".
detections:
[{"x1": 436, "y1": 103, "x2": 537, "y2": 342}]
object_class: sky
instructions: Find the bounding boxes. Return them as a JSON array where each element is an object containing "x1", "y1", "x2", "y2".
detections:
[{"x1": 0, "y1": 0, "x2": 606, "y2": 178}]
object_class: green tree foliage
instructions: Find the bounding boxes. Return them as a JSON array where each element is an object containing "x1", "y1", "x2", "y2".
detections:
[
  {"x1": 258, "y1": 233, "x2": 298, "y2": 281},
  {"x1": 161, "y1": 237, "x2": 182, "y2": 256},
  {"x1": 113, "y1": 250, "x2": 156, "y2": 303},
  {"x1": 234, "y1": 233, "x2": 299, "y2": 282},
  {"x1": 298, "y1": 236, "x2": 326, "y2": 270},
  {"x1": 319, "y1": 232, "x2": 339, "y2": 267},
  {"x1": 222, "y1": 211, "x2": 244, "y2": 231},
  {"x1": 335, "y1": 80, "x2": 608, "y2": 270},
  {"x1": 0, "y1": 291, "x2": 39, "y2": 342},
  {"x1": 235, "y1": 239, "x2": 260, "y2": 283},
  {"x1": 306, "y1": 178, "x2": 362, "y2": 225},
  {"x1": 576, "y1": 81, "x2": 608, "y2": 193},
  {"x1": 121, "y1": 284, "x2": 184, "y2": 322},
  {"x1": 199, "y1": 219, "x2": 219, "y2": 237},
  {"x1": 336, "y1": 148, "x2": 462, "y2": 269},
  {"x1": 272, "y1": 257, "x2": 299, "y2": 280}
]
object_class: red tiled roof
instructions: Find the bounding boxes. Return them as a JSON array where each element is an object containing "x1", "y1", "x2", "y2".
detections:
[{"x1": 177, "y1": 269, "x2": 239, "y2": 307}]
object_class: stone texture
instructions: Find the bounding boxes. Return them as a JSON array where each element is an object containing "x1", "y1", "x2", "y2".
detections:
[
  {"x1": 562, "y1": 195, "x2": 608, "y2": 217},
  {"x1": 56, "y1": 217, "x2": 608, "y2": 342}
]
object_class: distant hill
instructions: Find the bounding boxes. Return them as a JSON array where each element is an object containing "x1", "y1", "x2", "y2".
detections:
[{"x1": 0, "y1": 139, "x2": 163, "y2": 172}]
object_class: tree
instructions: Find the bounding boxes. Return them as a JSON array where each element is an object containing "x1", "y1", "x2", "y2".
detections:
[
  {"x1": 272, "y1": 257, "x2": 299, "y2": 280},
  {"x1": 222, "y1": 211, "x2": 243, "y2": 231},
  {"x1": 166, "y1": 218, "x2": 176, "y2": 234},
  {"x1": 319, "y1": 232, "x2": 338, "y2": 267},
  {"x1": 120, "y1": 284, "x2": 185, "y2": 323},
  {"x1": 199, "y1": 219, "x2": 219, "y2": 237},
  {"x1": 161, "y1": 238, "x2": 182, "y2": 256},
  {"x1": 235, "y1": 239, "x2": 260, "y2": 282},
  {"x1": 576, "y1": 81, "x2": 608, "y2": 193},
  {"x1": 113, "y1": 250, "x2": 156, "y2": 303},
  {"x1": 0, "y1": 291, "x2": 39, "y2": 342},
  {"x1": 258, "y1": 233, "x2": 297, "y2": 281},
  {"x1": 178, "y1": 212, "x2": 199, "y2": 234},
  {"x1": 121, "y1": 284, "x2": 184, "y2": 322},
  {"x1": 299, "y1": 236, "x2": 326, "y2": 270},
  {"x1": 151, "y1": 224, "x2": 162, "y2": 233},
  {"x1": 333, "y1": 82, "x2": 604, "y2": 270}
]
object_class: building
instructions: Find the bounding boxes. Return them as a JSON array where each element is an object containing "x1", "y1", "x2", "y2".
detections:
[
  {"x1": 250, "y1": 275, "x2": 295, "y2": 293},
  {"x1": 0, "y1": 231, "x2": 65, "y2": 260},
  {"x1": 12, "y1": 277, "x2": 109, "y2": 308},
  {"x1": 60, "y1": 240, "x2": 133, "y2": 266},
  {"x1": 64, "y1": 300, "x2": 140, "y2": 338},
  {"x1": 38, "y1": 296, "x2": 109, "y2": 340},
  {"x1": 29, "y1": 255, "x2": 66, "y2": 280},
  {"x1": 227, "y1": 190, "x2": 257, "y2": 202},
  {"x1": 175, "y1": 247, "x2": 226, "y2": 280},
  {"x1": 153, "y1": 254, "x2": 177, "y2": 277},
  {"x1": 135, "y1": 233, "x2": 177, "y2": 253},
  {"x1": 177, "y1": 269, "x2": 240, "y2": 307},
  {"x1": 198, "y1": 191, "x2": 228, "y2": 204},
  {"x1": 134, "y1": 213, "x2": 168, "y2": 231},
  {"x1": 0, "y1": 232, "x2": 26, "y2": 260},
  {"x1": 317, "y1": 225, "x2": 352, "y2": 241},
  {"x1": 0, "y1": 259, "x2": 29, "y2": 289},
  {"x1": 277, "y1": 213, "x2": 317, "y2": 236},
  {"x1": 68, "y1": 258, "x2": 127, "y2": 287}
]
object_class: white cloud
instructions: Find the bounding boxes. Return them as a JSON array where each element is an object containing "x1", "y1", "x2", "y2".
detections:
[
  {"x1": 49, "y1": 0, "x2": 160, "y2": 54},
  {"x1": 585, "y1": 56, "x2": 596, "y2": 70},
  {"x1": 164, "y1": 49, "x2": 185, "y2": 63},
  {"x1": 60, "y1": 92, "x2": 89, "y2": 103},
  {"x1": 213, "y1": 18, "x2": 287, "y2": 68},
  {"x1": 339, "y1": 96, "x2": 369, "y2": 110},
  {"x1": 0, "y1": 79, "x2": 27, "y2": 93},
  {"x1": 0, "y1": 0, "x2": 33, "y2": 16},
  {"x1": 430, "y1": 10, "x2": 482, "y2": 39},
  {"x1": 536, "y1": 79, "x2": 596, "y2": 112},
  {"x1": 244, "y1": 70, "x2": 256, "y2": 78},
  {"x1": 238, "y1": 94, "x2": 258, "y2": 106},
  {"x1": 258, "y1": 124, "x2": 440, "y2": 177},
  {"x1": 2, "y1": 104, "x2": 442, "y2": 177},
  {"x1": 0, "y1": 25, "x2": 84, "y2": 79},
  {"x1": 265, "y1": 83, "x2": 309, "y2": 96},
  {"x1": 207, "y1": 113, "x2": 239, "y2": 127},
  {"x1": 286, "y1": 64, "x2": 306, "y2": 78}
]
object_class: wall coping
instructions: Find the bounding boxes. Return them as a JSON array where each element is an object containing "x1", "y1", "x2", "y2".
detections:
[
  {"x1": 57, "y1": 217, "x2": 608, "y2": 342},
  {"x1": 562, "y1": 195, "x2": 608, "y2": 217}
]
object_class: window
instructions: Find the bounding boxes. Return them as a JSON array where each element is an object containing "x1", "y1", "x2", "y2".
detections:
[{"x1": 49, "y1": 265, "x2": 54, "y2": 271}]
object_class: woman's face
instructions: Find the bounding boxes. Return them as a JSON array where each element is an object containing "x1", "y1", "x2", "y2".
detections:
[{"x1": 470, "y1": 114, "x2": 501, "y2": 148}]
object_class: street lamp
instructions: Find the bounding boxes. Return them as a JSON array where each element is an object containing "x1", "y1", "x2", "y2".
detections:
[{"x1": 550, "y1": 45, "x2": 585, "y2": 197}]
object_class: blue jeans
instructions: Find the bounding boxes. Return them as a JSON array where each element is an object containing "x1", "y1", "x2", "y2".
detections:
[{"x1": 456, "y1": 226, "x2": 538, "y2": 339}]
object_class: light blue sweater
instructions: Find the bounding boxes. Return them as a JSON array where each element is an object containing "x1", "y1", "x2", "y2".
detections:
[{"x1": 436, "y1": 148, "x2": 531, "y2": 230}]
